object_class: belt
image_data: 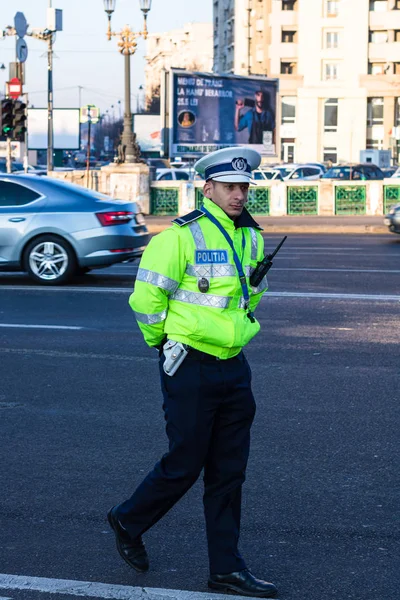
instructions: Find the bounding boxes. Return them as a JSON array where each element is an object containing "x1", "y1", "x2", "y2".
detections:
[{"x1": 186, "y1": 346, "x2": 242, "y2": 362}]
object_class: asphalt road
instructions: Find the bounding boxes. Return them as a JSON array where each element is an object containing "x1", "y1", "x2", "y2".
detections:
[{"x1": 0, "y1": 234, "x2": 399, "y2": 600}]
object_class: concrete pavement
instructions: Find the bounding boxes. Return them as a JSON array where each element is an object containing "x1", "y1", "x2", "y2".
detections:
[{"x1": 145, "y1": 214, "x2": 390, "y2": 235}]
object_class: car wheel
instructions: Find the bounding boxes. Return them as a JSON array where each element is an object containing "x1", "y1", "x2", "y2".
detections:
[{"x1": 24, "y1": 235, "x2": 77, "y2": 285}]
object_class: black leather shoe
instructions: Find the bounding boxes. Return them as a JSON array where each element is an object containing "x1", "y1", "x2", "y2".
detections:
[
  {"x1": 208, "y1": 569, "x2": 278, "y2": 598},
  {"x1": 107, "y1": 506, "x2": 149, "y2": 573}
]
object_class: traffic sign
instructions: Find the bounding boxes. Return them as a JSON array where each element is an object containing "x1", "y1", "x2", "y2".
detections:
[
  {"x1": 80, "y1": 104, "x2": 100, "y2": 124},
  {"x1": 16, "y1": 38, "x2": 28, "y2": 63},
  {"x1": 14, "y1": 12, "x2": 28, "y2": 38},
  {"x1": 8, "y1": 78, "x2": 22, "y2": 100}
]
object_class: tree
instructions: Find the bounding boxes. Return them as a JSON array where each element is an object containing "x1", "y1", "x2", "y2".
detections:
[{"x1": 146, "y1": 84, "x2": 160, "y2": 114}]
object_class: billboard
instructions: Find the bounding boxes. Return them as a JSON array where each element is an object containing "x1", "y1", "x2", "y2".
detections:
[
  {"x1": 133, "y1": 114, "x2": 161, "y2": 153},
  {"x1": 167, "y1": 70, "x2": 278, "y2": 158},
  {"x1": 27, "y1": 108, "x2": 80, "y2": 150}
]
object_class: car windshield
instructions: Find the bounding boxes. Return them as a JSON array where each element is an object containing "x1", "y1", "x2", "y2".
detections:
[
  {"x1": 175, "y1": 171, "x2": 189, "y2": 180},
  {"x1": 263, "y1": 171, "x2": 278, "y2": 180},
  {"x1": 275, "y1": 167, "x2": 293, "y2": 178},
  {"x1": 323, "y1": 167, "x2": 352, "y2": 178}
]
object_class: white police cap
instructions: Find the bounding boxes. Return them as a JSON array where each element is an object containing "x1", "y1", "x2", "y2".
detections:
[{"x1": 194, "y1": 147, "x2": 262, "y2": 183}]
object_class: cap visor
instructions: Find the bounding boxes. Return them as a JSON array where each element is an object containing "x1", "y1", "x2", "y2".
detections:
[{"x1": 210, "y1": 174, "x2": 254, "y2": 183}]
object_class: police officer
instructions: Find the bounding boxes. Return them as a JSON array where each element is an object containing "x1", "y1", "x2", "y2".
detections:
[{"x1": 107, "y1": 147, "x2": 278, "y2": 598}]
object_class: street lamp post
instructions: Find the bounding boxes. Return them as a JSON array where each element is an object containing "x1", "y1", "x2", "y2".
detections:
[{"x1": 103, "y1": 0, "x2": 151, "y2": 164}]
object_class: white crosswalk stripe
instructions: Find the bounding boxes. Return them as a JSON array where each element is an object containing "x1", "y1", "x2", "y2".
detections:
[{"x1": 0, "y1": 573, "x2": 269, "y2": 600}]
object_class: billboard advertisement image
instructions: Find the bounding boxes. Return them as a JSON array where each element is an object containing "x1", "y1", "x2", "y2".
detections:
[
  {"x1": 27, "y1": 109, "x2": 80, "y2": 150},
  {"x1": 133, "y1": 114, "x2": 161, "y2": 154},
  {"x1": 169, "y1": 70, "x2": 278, "y2": 157}
]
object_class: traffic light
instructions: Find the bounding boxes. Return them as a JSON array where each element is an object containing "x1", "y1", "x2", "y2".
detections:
[
  {"x1": 1, "y1": 99, "x2": 14, "y2": 138},
  {"x1": 13, "y1": 100, "x2": 27, "y2": 141}
]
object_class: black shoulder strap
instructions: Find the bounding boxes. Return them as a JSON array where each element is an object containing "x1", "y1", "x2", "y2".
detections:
[{"x1": 172, "y1": 209, "x2": 205, "y2": 227}]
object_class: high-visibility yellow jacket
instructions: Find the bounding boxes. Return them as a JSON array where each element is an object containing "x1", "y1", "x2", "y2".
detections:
[{"x1": 129, "y1": 197, "x2": 268, "y2": 359}]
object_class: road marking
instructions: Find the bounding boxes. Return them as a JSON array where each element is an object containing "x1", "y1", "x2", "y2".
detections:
[
  {"x1": 0, "y1": 348, "x2": 155, "y2": 362},
  {"x1": 1, "y1": 287, "x2": 400, "y2": 302},
  {"x1": 264, "y1": 292, "x2": 400, "y2": 301},
  {"x1": 273, "y1": 268, "x2": 400, "y2": 273},
  {"x1": 0, "y1": 324, "x2": 83, "y2": 331},
  {"x1": 0, "y1": 573, "x2": 259, "y2": 600}
]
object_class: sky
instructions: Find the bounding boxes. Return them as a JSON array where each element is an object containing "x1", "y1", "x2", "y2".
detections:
[{"x1": 0, "y1": 0, "x2": 212, "y2": 114}]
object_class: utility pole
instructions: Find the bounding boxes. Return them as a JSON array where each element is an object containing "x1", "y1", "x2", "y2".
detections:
[
  {"x1": 86, "y1": 106, "x2": 91, "y2": 187},
  {"x1": 47, "y1": 30, "x2": 54, "y2": 171},
  {"x1": 247, "y1": 0, "x2": 252, "y2": 76},
  {"x1": 5, "y1": 83, "x2": 12, "y2": 174}
]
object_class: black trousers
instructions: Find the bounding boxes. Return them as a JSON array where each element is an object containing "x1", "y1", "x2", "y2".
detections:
[{"x1": 117, "y1": 349, "x2": 256, "y2": 574}]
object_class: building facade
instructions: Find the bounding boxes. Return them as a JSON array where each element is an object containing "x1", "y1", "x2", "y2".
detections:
[
  {"x1": 213, "y1": 0, "x2": 400, "y2": 164},
  {"x1": 145, "y1": 22, "x2": 213, "y2": 109}
]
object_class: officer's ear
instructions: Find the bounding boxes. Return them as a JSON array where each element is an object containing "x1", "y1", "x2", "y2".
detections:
[{"x1": 203, "y1": 180, "x2": 213, "y2": 199}]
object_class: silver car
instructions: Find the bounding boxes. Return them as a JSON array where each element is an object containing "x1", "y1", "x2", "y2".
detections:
[{"x1": 0, "y1": 174, "x2": 149, "y2": 285}]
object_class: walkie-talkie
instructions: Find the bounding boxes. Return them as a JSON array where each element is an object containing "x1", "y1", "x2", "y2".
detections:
[{"x1": 249, "y1": 236, "x2": 287, "y2": 287}]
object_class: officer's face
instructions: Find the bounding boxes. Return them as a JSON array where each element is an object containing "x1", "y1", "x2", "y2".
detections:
[{"x1": 204, "y1": 181, "x2": 250, "y2": 219}]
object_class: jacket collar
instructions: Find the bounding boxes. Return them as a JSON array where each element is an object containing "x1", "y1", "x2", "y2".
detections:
[{"x1": 203, "y1": 197, "x2": 263, "y2": 231}]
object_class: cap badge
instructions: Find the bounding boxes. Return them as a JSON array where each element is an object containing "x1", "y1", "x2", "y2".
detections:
[{"x1": 231, "y1": 157, "x2": 248, "y2": 172}]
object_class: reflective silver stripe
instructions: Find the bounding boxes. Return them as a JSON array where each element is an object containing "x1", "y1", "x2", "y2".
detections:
[
  {"x1": 135, "y1": 309, "x2": 167, "y2": 324},
  {"x1": 245, "y1": 265, "x2": 253, "y2": 277},
  {"x1": 252, "y1": 275, "x2": 269, "y2": 294},
  {"x1": 238, "y1": 277, "x2": 269, "y2": 308},
  {"x1": 186, "y1": 264, "x2": 236, "y2": 278},
  {"x1": 249, "y1": 228, "x2": 258, "y2": 261},
  {"x1": 188, "y1": 220, "x2": 207, "y2": 250},
  {"x1": 136, "y1": 268, "x2": 179, "y2": 293},
  {"x1": 171, "y1": 288, "x2": 231, "y2": 308}
]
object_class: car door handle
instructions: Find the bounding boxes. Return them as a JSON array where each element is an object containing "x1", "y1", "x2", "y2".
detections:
[{"x1": 8, "y1": 217, "x2": 26, "y2": 222}]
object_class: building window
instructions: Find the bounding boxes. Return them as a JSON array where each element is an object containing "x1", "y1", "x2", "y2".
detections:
[
  {"x1": 369, "y1": 1, "x2": 388, "y2": 10},
  {"x1": 367, "y1": 97, "x2": 384, "y2": 126},
  {"x1": 395, "y1": 98, "x2": 400, "y2": 126},
  {"x1": 326, "y1": 1, "x2": 340, "y2": 16},
  {"x1": 326, "y1": 31, "x2": 339, "y2": 48},
  {"x1": 282, "y1": 0, "x2": 296, "y2": 10},
  {"x1": 395, "y1": 63, "x2": 400, "y2": 74},
  {"x1": 395, "y1": 0, "x2": 400, "y2": 9},
  {"x1": 368, "y1": 62, "x2": 386, "y2": 74},
  {"x1": 282, "y1": 30, "x2": 297, "y2": 43},
  {"x1": 367, "y1": 139, "x2": 384, "y2": 149},
  {"x1": 324, "y1": 98, "x2": 338, "y2": 132},
  {"x1": 369, "y1": 30, "x2": 389, "y2": 43},
  {"x1": 395, "y1": 30, "x2": 400, "y2": 41},
  {"x1": 281, "y1": 61, "x2": 297, "y2": 74},
  {"x1": 323, "y1": 147, "x2": 338, "y2": 163},
  {"x1": 281, "y1": 97, "x2": 296, "y2": 124},
  {"x1": 324, "y1": 62, "x2": 339, "y2": 80}
]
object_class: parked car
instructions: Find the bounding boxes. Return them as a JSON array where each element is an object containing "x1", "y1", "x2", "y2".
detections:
[
  {"x1": 321, "y1": 163, "x2": 385, "y2": 180},
  {"x1": 384, "y1": 203, "x2": 400, "y2": 234},
  {"x1": 0, "y1": 175, "x2": 149, "y2": 285},
  {"x1": 306, "y1": 162, "x2": 327, "y2": 173},
  {"x1": 146, "y1": 158, "x2": 170, "y2": 170},
  {"x1": 156, "y1": 169, "x2": 190, "y2": 181},
  {"x1": 253, "y1": 168, "x2": 283, "y2": 181},
  {"x1": 0, "y1": 160, "x2": 46, "y2": 175},
  {"x1": 387, "y1": 166, "x2": 400, "y2": 178},
  {"x1": 273, "y1": 164, "x2": 324, "y2": 180},
  {"x1": 381, "y1": 166, "x2": 397, "y2": 178}
]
